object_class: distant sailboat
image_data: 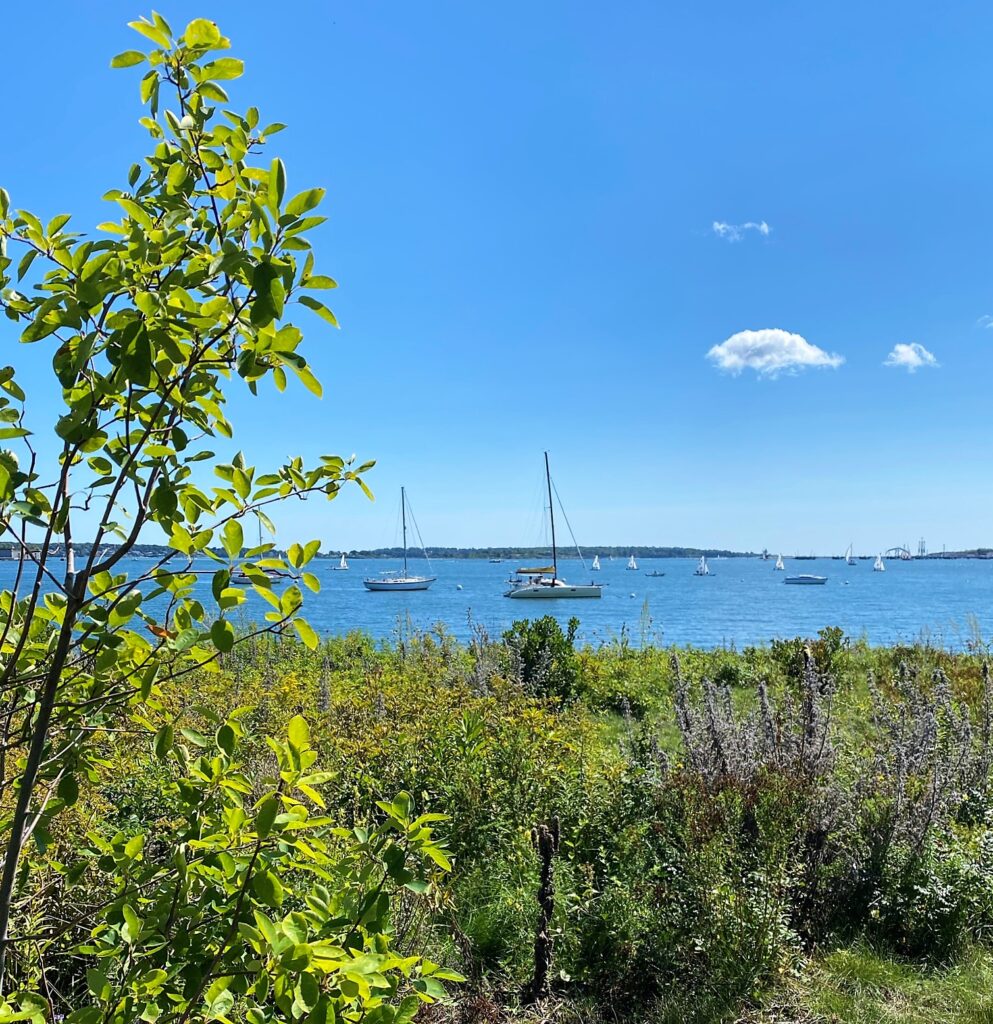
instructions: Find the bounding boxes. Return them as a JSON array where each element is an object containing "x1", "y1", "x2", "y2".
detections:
[
  {"x1": 694, "y1": 555, "x2": 710, "y2": 576},
  {"x1": 504, "y1": 452, "x2": 601, "y2": 599},
  {"x1": 845, "y1": 543, "x2": 856, "y2": 566},
  {"x1": 363, "y1": 488, "x2": 436, "y2": 591},
  {"x1": 333, "y1": 552, "x2": 349, "y2": 571},
  {"x1": 873, "y1": 553, "x2": 885, "y2": 572},
  {"x1": 627, "y1": 554, "x2": 638, "y2": 571},
  {"x1": 592, "y1": 555, "x2": 601, "y2": 571},
  {"x1": 774, "y1": 553, "x2": 785, "y2": 571}
]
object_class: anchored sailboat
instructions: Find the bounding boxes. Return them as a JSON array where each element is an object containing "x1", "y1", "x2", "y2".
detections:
[
  {"x1": 774, "y1": 553, "x2": 785, "y2": 571},
  {"x1": 694, "y1": 555, "x2": 710, "y2": 576},
  {"x1": 504, "y1": 453, "x2": 601, "y2": 599},
  {"x1": 627, "y1": 554, "x2": 638, "y2": 570},
  {"x1": 363, "y1": 488, "x2": 436, "y2": 591}
]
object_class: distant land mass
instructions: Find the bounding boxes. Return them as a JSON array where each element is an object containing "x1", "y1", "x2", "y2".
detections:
[{"x1": 3, "y1": 544, "x2": 992, "y2": 561}]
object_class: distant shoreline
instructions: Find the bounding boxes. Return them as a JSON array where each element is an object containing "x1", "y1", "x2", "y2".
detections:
[{"x1": 5, "y1": 545, "x2": 992, "y2": 561}]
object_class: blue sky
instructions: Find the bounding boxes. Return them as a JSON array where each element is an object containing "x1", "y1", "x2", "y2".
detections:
[{"x1": 2, "y1": 1, "x2": 992, "y2": 554}]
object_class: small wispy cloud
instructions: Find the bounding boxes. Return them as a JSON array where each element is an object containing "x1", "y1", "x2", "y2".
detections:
[
  {"x1": 977, "y1": 315, "x2": 993, "y2": 329},
  {"x1": 707, "y1": 328, "x2": 844, "y2": 378},
  {"x1": 883, "y1": 342, "x2": 938, "y2": 373},
  {"x1": 712, "y1": 220, "x2": 771, "y2": 242}
]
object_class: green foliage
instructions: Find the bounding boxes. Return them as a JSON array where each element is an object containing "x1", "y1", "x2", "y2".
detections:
[
  {"x1": 503, "y1": 615, "x2": 580, "y2": 701},
  {"x1": 3, "y1": 715, "x2": 459, "y2": 1023},
  {"x1": 0, "y1": 12, "x2": 398, "y2": 1018}
]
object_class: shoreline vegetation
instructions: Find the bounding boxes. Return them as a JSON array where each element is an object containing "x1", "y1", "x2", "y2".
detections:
[
  {"x1": 25, "y1": 618, "x2": 993, "y2": 1022},
  {"x1": 8, "y1": 543, "x2": 993, "y2": 561}
]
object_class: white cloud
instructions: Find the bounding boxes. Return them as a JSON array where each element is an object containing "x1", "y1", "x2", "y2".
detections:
[
  {"x1": 712, "y1": 220, "x2": 771, "y2": 242},
  {"x1": 883, "y1": 342, "x2": 938, "y2": 372},
  {"x1": 977, "y1": 315, "x2": 993, "y2": 329},
  {"x1": 707, "y1": 328, "x2": 844, "y2": 378}
]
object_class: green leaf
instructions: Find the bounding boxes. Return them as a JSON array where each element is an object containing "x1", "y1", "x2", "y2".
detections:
[
  {"x1": 221, "y1": 519, "x2": 243, "y2": 558},
  {"x1": 285, "y1": 188, "x2": 325, "y2": 218},
  {"x1": 288, "y1": 715, "x2": 311, "y2": 749},
  {"x1": 127, "y1": 19, "x2": 172, "y2": 48},
  {"x1": 251, "y1": 869, "x2": 284, "y2": 907},
  {"x1": 298, "y1": 294, "x2": 339, "y2": 328},
  {"x1": 294, "y1": 618, "x2": 319, "y2": 651},
  {"x1": 203, "y1": 57, "x2": 244, "y2": 80},
  {"x1": 255, "y1": 796, "x2": 279, "y2": 838},
  {"x1": 184, "y1": 18, "x2": 221, "y2": 46},
  {"x1": 216, "y1": 722, "x2": 236, "y2": 754},
  {"x1": 111, "y1": 50, "x2": 146, "y2": 68},
  {"x1": 303, "y1": 275, "x2": 337, "y2": 289},
  {"x1": 268, "y1": 158, "x2": 286, "y2": 217},
  {"x1": 153, "y1": 724, "x2": 174, "y2": 760},
  {"x1": 210, "y1": 619, "x2": 235, "y2": 653}
]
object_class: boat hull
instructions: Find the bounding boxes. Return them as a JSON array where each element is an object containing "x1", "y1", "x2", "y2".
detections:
[
  {"x1": 363, "y1": 577, "x2": 435, "y2": 591},
  {"x1": 784, "y1": 575, "x2": 827, "y2": 585},
  {"x1": 505, "y1": 584, "x2": 602, "y2": 599}
]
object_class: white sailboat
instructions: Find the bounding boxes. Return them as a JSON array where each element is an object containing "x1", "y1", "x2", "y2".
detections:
[
  {"x1": 694, "y1": 555, "x2": 710, "y2": 576},
  {"x1": 626, "y1": 554, "x2": 638, "y2": 570},
  {"x1": 845, "y1": 543, "x2": 856, "y2": 566},
  {"x1": 873, "y1": 553, "x2": 885, "y2": 572},
  {"x1": 363, "y1": 488, "x2": 436, "y2": 591},
  {"x1": 333, "y1": 552, "x2": 349, "y2": 571},
  {"x1": 591, "y1": 555, "x2": 600, "y2": 571},
  {"x1": 504, "y1": 453, "x2": 601, "y2": 599},
  {"x1": 774, "y1": 553, "x2": 785, "y2": 571}
]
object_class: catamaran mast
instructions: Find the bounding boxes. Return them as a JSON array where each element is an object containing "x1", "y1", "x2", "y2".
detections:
[
  {"x1": 544, "y1": 451, "x2": 557, "y2": 580},
  {"x1": 401, "y1": 486, "x2": 408, "y2": 577}
]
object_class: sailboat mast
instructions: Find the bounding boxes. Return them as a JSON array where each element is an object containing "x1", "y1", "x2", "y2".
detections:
[
  {"x1": 544, "y1": 451, "x2": 558, "y2": 579},
  {"x1": 401, "y1": 486, "x2": 408, "y2": 577}
]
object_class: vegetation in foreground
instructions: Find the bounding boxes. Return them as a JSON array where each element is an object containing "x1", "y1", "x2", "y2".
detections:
[{"x1": 11, "y1": 617, "x2": 993, "y2": 1023}]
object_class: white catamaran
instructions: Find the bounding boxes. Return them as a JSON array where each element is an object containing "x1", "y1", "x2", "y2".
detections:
[
  {"x1": 694, "y1": 555, "x2": 710, "y2": 576},
  {"x1": 774, "y1": 553, "x2": 785, "y2": 571},
  {"x1": 363, "y1": 488, "x2": 436, "y2": 591},
  {"x1": 627, "y1": 554, "x2": 638, "y2": 570},
  {"x1": 504, "y1": 453, "x2": 601, "y2": 599},
  {"x1": 873, "y1": 553, "x2": 886, "y2": 572}
]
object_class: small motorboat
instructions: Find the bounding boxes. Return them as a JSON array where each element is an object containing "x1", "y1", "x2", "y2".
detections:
[
  {"x1": 644, "y1": 570, "x2": 666, "y2": 578},
  {"x1": 784, "y1": 574, "x2": 827, "y2": 585}
]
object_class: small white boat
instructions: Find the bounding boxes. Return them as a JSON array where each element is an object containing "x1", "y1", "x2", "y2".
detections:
[
  {"x1": 503, "y1": 453, "x2": 601, "y2": 600},
  {"x1": 774, "y1": 553, "x2": 785, "y2": 571},
  {"x1": 845, "y1": 543, "x2": 856, "y2": 567},
  {"x1": 332, "y1": 552, "x2": 349, "y2": 571},
  {"x1": 363, "y1": 487, "x2": 436, "y2": 592},
  {"x1": 591, "y1": 555, "x2": 600, "y2": 571},
  {"x1": 873, "y1": 553, "x2": 885, "y2": 572},
  {"x1": 694, "y1": 555, "x2": 710, "y2": 576},
  {"x1": 785, "y1": 574, "x2": 827, "y2": 585},
  {"x1": 627, "y1": 554, "x2": 638, "y2": 570}
]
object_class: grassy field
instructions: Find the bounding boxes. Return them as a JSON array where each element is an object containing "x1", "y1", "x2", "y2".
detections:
[{"x1": 29, "y1": 618, "x2": 993, "y2": 1022}]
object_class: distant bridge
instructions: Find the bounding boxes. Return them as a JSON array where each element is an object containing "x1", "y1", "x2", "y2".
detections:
[{"x1": 883, "y1": 546, "x2": 912, "y2": 559}]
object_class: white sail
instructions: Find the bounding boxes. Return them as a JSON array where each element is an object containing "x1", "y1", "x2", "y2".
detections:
[
  {"x1": 694, "y1": 555, "x2": 710, "y2": 576},
  {"x1": 592, "y1": 555, "x2": 600, "y2": 571},
  {"x1": 627, "y1": 554, "x2": 637, "y2": 570},
  {"x1": 845, "y1": 543, "x2": 856, "y2": 566},
  {"x1": 874, "y1": 553, "x2": 885, "y2": 572},
  {"x1": 775, "y1": 553, "x2": 784, "y2": 571},
  {"x1": 339, "y1": 553, "x2": 348, "y2": 570}
]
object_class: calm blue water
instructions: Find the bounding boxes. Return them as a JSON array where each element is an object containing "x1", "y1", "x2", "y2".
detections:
[{"x1": 6, "y1": 556, "x2": 993, "y2": 650}]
